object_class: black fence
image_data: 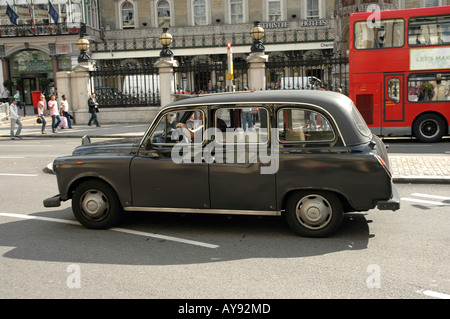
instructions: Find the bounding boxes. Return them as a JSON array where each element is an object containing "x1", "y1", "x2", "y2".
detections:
[
  {"x1": 89, "y1": 51, "x2": 348, "y2": 108},
  {"x1": 266, "y1": 51, "x2": 349, "y2": 94},
  {"x1": 174, "y1": 55, "x2": 249, "y2": 94},
  {"x1": 90, "y1": 59, "x2": 160, "y2": 107}
]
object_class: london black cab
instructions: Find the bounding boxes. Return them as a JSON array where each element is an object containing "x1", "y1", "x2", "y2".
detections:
[{"x1": 44, "y1": 90, "x2": 400, "y2": 237}]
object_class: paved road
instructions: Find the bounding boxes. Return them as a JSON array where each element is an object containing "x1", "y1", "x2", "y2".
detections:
[{"x1": 0, "y1": 138, "x2": 449, "y2": 302}]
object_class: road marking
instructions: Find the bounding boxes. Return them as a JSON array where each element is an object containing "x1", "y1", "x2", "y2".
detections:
[
  {"x1": 401, "y1": 193, "x2": 450, "y2": 206},
  {"x1": 410, "y1": 193, "x2": 450, "y2": 201},
  {"x1": 0, "y1": 156, "x2": 26, "y2": 159},
  {"x1": 420, "y1": 290, "x2": 450, "y2": 299},
  {"x1": 0, "y1": 213, "x2": 219, "y2": 249},
  {"x1": 110, "y1": 227, "x2": 219, "y2": 249},
  {"x1": 0, "y1": 173, "x2": 39, "y2": 177},
  {"x1": 401, "y1": 197, "x2": 450, "y2": 206}
]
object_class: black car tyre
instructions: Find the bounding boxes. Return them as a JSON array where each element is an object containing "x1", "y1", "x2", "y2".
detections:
[
  {"x1": 413, "y1": 114, "x2": 445, "y2": 143},
  {"x1": 72, "y1": 180, "x2": 122, "y2": 229},
  {"x1": 285, "y1": 191, "x2": 343, "y2": 238}
]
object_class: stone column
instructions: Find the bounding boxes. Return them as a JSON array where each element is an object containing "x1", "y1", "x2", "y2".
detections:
[
  {"x1": 1, "y1": 57, "x2": 10, "y2": 82},
  {"x1": 154, "y1": 57, "x2": 178, "y2": 108},
  {"x1": 55, "y1": 71, "x2": 72, "y2": 103},
  {"x1": 70, "y1": 62, "x2": 94, "y2": 124},
  {"x1": 51, "y1": 55, "x2": 59, "y2": 89},
  {"x1": 246, "y1": 52, "x2": 269, "y2": 91}
]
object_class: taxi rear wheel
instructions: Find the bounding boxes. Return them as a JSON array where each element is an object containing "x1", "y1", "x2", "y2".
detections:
[
  {"x1": 72, "y1": 180, "x2": 122, "y2": 229},
  {"x1": 285, "y1": 191, "x2": 343, "y2": 238}
]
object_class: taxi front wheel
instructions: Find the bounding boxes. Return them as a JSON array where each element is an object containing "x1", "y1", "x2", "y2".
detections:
[
  {"x1": 72, "y1": 180, "x2": 122, "y2": 229},
  {"x1": 285, "y1": 191, "x2": 343, "y2": 238}
]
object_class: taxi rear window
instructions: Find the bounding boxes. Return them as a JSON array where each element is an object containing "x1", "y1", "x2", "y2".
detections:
[{"x1": 351, "y1": 104, "x2": 372, "y2": 137}]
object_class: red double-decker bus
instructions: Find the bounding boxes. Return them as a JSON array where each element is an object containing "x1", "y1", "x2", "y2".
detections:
[{"x1": 349, "y1": 6, "x2": 450, "y2": 142}]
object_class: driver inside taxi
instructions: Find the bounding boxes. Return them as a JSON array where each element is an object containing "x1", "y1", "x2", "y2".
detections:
[{"x1": 176, "y1": 112, "x2": 204, "y2": 141}]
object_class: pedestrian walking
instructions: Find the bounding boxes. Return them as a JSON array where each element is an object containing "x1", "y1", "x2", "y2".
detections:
[
  {"x1": 9, "y1": 98, "x2": 23, "y2": 140},
  {"x1": 13, "y1": 90, "x2": 22, "y2": 110},
  {"x1": 37, "y1": 94, "x2": 48, "y2": 134},
  {"x1": 60, "y1": 95, "x2": 73, "y2": 128},
  {"x1": 88, "y1": 93, "x2": 101, "y2": 127},
  {"x1": 48, "y1": 94, "x2": 61, "y2": 133},
  {"x1": 1, "y1": 87, "x2": 9, "y2": 103}
]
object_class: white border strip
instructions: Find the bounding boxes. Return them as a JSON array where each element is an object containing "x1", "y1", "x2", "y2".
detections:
[
  {"x1": 0, "y1": 213, "x2": 219, "y2": 249},
  {"x1": 421, "y1": 290, "x2": 450, "y2": 299}
]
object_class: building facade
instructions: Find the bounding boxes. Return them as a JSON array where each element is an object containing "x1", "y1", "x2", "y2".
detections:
[
  {"x1": 1, "y1": 0, "x2": 448, "y2": 114},
  {"x1": 0, "y1": 0, "x2": 101, "y2": 105}
]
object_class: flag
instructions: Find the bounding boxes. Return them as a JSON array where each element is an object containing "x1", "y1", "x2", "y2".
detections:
[
  {"x1": 48, "y1": 0, "x2": 59, "y2": 24},
  {"x1": 6, "y1": 3, "x2": 19, "y2": 27},
  {"x1": 27, "y1": 1, "x2": 34, "y2": 25},
  {"x1": 27, "y1": 0, "x2": 36, "y2": 34}
]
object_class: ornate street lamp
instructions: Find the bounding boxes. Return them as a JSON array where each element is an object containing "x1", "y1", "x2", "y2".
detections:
[
  {"x1": 76, "y1": 36, "x2": 90, "y2": 63},
  {"x1": 159, "y1": 28, "x2": 173, "y2": 57},
  {"x1": 250, "y1": 21, "x2": 265, "y2": 52}
]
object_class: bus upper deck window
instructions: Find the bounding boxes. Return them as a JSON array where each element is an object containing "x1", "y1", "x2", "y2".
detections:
[
  {"x1": 409, "y1": 15, "x2": 450, "y2": 46},
  {"x1": 355, "y1": 19, "x2": 404, "y2": 49}
]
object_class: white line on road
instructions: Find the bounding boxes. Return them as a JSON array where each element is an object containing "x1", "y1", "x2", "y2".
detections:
[
  {"x1": 0, "y1": 156, "x2": 26, "y2": 159},
  {"x1": 420, "y1": 290, "x2": 450, "y2": 299},
  {"x1": 401, "y1": 197, "x2": 450, "y2": 206},
  {"x1": 410, "y1": 193, "x2": 450, "y2": 201},
  {"x1": 0, "y1": 173, "x2": 39, "y2": 177},
  {"x1": 0, "y1": 213, "x2": 219, "y2": 249}
]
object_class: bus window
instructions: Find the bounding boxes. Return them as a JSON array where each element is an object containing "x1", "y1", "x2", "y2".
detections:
[
  {"x1": 387, "y1": 78, "x2": 401, "y2": 103},
  {"x1": 408, "y1": 72, "x2": 450, "y2": 102},
  {"x1": 355, "y1": 19, "x2": 404, "y2": 49},
  {"x1": 409, "y1": 15, "x2": 450, "y2": 46}
]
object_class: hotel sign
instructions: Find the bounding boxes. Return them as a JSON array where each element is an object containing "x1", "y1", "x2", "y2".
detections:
[
  {"x1": 261, "y1": 22, "x2": 289, "y2": 29},
  {"x1": 300, "y1": 19, "x2": 328, "y2": 27},
  {"x1": 410, "y1": 48, "x2": 450, "y2": 70},
  {"x1": 260, "y1": 19, "x2": 328, "y2": 29}
]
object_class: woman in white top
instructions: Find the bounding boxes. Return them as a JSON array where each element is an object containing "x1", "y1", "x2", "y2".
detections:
[
  {"x1": 37, "y1": 95, "x2": 47, "y2": 134},
  {"x1": 60, "y1": 95, "x2": 73, "y2": 128}
]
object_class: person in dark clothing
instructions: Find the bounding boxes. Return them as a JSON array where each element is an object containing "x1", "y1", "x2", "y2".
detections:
[{"x1": 87, "y1": 93, "x2": 101, "y2": 127}]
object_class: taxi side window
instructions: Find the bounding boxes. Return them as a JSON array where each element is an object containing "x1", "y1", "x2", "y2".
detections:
[
  {"x1": 278, "y1": 108, "x2": 335, "y2": 142},
  {"x1": 215, "y1": 106, "x2": 269, "y2": 144},
  {"x1": 151, "y1": 109, "x2": 204, "y2": 145}
]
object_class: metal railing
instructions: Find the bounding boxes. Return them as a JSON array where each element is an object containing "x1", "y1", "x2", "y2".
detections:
[
  {"x1": 0, "y1": 22, "x2": 86, "y2": 37},
  {"x1": 93, "y1": 28, "x2": 334, "y2": 53},
  {"x1": 90, "y1": 60, "x2": 161, "y2": 107},
  {"x1": 266, "y1": 51, "x2": 349, "y2": 94}
]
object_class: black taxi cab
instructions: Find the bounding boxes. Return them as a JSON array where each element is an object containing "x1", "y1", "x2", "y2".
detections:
[{"x1": 44, "y1": 90, "x2": 400, "y2": 237}]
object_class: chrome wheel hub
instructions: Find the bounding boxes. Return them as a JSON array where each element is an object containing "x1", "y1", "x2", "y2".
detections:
[
  {"x1": 296, "y1": 195, "x2": 332, "y2": 230},
  {"x1": 80, "y1": 191, "x2": 108, "y2": 219}
]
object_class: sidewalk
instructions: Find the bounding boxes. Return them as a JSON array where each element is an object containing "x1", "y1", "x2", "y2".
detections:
[{"x1": 1, "y1": 114, "x2": 449, "y2": 184}]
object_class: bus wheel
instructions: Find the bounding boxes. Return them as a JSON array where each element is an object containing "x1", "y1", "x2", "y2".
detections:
[{"x1": 413, "y1": 114, "x2": 445, "y2": 143}]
